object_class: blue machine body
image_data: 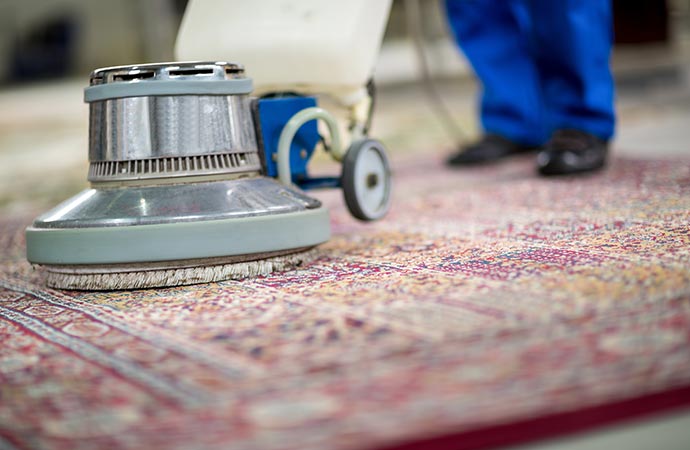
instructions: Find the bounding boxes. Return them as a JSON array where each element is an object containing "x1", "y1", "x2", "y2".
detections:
[{"x1": 256, "y1": 96, "x2": 340, "y2": 190}]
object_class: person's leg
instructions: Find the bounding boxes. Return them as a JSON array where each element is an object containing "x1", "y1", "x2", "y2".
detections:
[
  {"x1": 445, "y1": 0, "x2": 548, "y2": 149},
  {"x1": 528, "y1": 0, "x2": 615, "y2": 140},
  {"x1": 526, "y1": 0, "x2": 615, "y2": 175}
]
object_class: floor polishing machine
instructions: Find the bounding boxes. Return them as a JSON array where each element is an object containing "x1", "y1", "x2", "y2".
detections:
[{"x1": 25, "y1": 0, "x2": 393, "y2": 290}]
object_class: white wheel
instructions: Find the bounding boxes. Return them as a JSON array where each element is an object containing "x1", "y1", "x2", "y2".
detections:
[{"x1": 341, "y1": 139, "x2": 392, "y2": 221}]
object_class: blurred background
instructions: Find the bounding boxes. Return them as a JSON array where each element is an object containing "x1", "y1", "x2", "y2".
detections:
[{"x1": 0, "y1": 0, "x2": 689, "y2": 216}]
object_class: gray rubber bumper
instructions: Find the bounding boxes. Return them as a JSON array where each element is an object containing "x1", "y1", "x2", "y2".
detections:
[{"x1": 26, "y1": 207, "x2": 330, "y2": 265}]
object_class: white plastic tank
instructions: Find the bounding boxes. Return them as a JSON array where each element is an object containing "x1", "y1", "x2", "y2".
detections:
[{"x1": 175, "y1": 0, "x2": 392, "y2": 103}]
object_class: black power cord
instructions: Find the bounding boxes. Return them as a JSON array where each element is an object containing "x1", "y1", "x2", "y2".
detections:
[{"x1": 404, "y1": 0, "x2": 467, "y2": 146}]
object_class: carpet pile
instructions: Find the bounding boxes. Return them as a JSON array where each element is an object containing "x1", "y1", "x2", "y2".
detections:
[{"x1": 1, "y1": 155, "x2": 689, "y2": 450}]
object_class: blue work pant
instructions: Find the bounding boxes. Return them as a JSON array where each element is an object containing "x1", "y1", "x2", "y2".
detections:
[{"x1": 445, "y1": 0, "x2": 616, "y2": 145}]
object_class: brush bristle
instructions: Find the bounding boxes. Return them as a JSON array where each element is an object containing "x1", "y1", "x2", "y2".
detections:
[{"x1": 43, "y1": 249, "x2": 317, "y2": 291}]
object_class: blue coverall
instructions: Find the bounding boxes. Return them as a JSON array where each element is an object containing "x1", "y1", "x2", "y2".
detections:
[{"x1": 445, "y1": 0, "x2": 616, "y2": 147}]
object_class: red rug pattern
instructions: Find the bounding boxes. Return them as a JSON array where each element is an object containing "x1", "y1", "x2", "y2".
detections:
[{"x1": 1, "y1": 155, "x2": 690, "y2": 450}]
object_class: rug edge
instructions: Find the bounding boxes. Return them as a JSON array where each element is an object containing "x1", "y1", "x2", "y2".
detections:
[{"x1": 373, "y1": 383, "x2": 690, "y2": 450}]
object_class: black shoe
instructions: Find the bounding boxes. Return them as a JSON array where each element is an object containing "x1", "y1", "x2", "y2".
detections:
[
  {"x1": 446, "y1": 134, "x2": 534, "y2": 166},
  {"x1": 537, "y1": 129, "x2": 609, "y2": 176}
]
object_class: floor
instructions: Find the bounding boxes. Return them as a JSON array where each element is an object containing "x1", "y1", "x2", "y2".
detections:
[{"x1": 509, "y1": 409, "x2": 690, "y2": 450}]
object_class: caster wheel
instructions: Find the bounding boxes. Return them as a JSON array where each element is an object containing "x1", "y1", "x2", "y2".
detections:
[{"x1": 341, "y1": 139, "x2": 392, "y2": 221}]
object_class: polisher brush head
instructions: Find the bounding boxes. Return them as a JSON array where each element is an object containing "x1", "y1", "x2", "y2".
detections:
[{"x1": 39, "y1": 249, "x2": 318, "y2": 291}]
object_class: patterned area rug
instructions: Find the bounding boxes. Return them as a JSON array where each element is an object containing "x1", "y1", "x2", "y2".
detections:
[{"x1": 1, "y1": 155, "x2": 690, "y2": 450}]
